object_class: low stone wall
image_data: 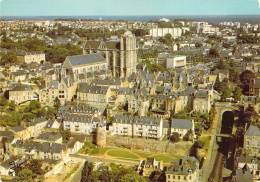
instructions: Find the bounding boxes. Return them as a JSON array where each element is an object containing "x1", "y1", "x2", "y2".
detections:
[{"x1": 106, "y1": 135, "x2": 192, "y2": 156}]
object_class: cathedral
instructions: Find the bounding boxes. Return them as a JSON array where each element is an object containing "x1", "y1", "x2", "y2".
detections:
[{"x1": 83, "y1": 31, "x2": 137, "y2": 78}]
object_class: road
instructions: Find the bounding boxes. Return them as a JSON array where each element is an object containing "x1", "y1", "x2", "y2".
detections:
[{"x1": 199, "y1": 102, "x2": 233, "y2": 182}]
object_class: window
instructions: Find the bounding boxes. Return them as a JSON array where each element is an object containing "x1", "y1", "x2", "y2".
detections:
[{"x1": 168, "y1": 175, "x2": 170, "y2": 179}]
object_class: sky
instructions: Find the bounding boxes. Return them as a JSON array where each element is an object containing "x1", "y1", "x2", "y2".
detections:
[{"x1": 0, "y1": 0, "x2": 259, "y2": 16}]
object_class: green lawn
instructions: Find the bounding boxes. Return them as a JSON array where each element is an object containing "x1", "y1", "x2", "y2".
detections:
[
  {"x1": 153, "y1": 155, "x2": 182, "y2": 163},
  {"x1": 132, "y1": 151, "x2": 152, "y2": 158},
  {"x1": 107, "y1": 149, "x2": 139, "y2": 159},
  {"x1": 90, "y1": 147, "x2": 111, "y2": 156}
]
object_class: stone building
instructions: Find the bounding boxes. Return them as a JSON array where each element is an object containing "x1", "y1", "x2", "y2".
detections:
[
  {"x1": 244, "y1": 125, "x2": 260, "y2": 157},
  {"x1": 166, "y1": 157, "x2": 199, "y2": 182},
  {"x1": 9, "y1": 85, "x2": 35, "y2": 104},
  {"x1": 16, "y1": 50, "x2": 45, "y2": 64},
  {"x1": 83, "y1": 31, "x2": 137, "y2": 78},
  {"x1": 62, "y1": 53, "x2": 107, "y2": 79}
]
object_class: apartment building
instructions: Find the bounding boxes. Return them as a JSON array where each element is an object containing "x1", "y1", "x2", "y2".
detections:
[
  {"x1": 63, "y1": 114, "x2": 106, "y2": 134},
  {"x1": 149, "y1": 28, "x2": 182, "y2": 38},
  {"x1": 112, "y1": 115, "x2": 163, "y2": 139}
]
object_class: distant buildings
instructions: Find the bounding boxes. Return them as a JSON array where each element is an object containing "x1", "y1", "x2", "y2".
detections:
[{"x1": 149, "y1": 28, "x2": 182, "y2": 38}]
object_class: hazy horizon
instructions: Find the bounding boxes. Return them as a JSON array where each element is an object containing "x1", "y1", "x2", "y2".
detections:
[{"x1": 1, "y1": 0, "x2": 259, "y2": 17}]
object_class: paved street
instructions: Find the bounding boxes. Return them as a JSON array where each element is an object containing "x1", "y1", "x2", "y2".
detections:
[{"x1": 199, "y1": 102, "x2": 233, "y2": 182}]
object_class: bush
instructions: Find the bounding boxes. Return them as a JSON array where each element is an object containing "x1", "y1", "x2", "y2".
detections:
[
  {"x1": 170, "y1": 132, "x2": 180, "y2": 143},
  {"x1": 194, "y1": 139, "x2": 205, "y2": 149}
]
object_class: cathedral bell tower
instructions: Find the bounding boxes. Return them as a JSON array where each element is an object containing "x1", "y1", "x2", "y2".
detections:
[{"x1": 120, "y1": 31, "x2": 137, "y2": 78}]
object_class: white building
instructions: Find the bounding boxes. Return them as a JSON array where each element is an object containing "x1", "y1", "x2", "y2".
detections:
[
  {"x1": 149, "y1": 28, "x2": 182, "y2": 38},
  {"x1": 112, "y1": 115, "x2": 163, "y2": 139}
]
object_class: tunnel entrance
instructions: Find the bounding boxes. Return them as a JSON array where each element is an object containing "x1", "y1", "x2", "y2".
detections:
[{"x1": 221, "y1": 111, "x2": 234, "y2": 134}]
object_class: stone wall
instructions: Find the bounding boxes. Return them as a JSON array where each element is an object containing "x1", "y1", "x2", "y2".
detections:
[{"x1": 106, "y1": 135, "x2": 192, "y2": 156}]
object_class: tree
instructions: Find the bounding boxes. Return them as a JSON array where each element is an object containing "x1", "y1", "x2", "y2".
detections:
[
  {"x1": 46, "y1": 107, "x2": 56, "y2": 119},
  {"x1": 170, "y1": 132, "x2": 180, "y2": 143},
  {"x1": 244, "y1": 106, "x2": 259, "y2": 125},
  {"x1": 195, "y1": 42, "x2": 203, "y2": 48},
  {"x1": 0, "y1": 51, "x2": 18, "y2": 65},
  {"x1": 194, "y1": 139, "x2": 205, "y2": 148},
  {"x1": 60, "y1": 129, "x2": 71, "y2": 143},
  {"x1": 158, "y1": 21, "x2": 173, "y2": 28},
  {"x1": 54, "y1": 97, "x2": 61, "y2": 110},
  {"x1": 208, "y1": 47, "x2": 219, "y2": 58},
  {"x1": 81, "y1": 161, "x2": 98, "y2": 182},
  {"x1": 183, "y1": 130, "x2": 194, "y2": 141},
  {"x1": 18, "y1": 169, "x2": 34, "y2": 182},
  {"x1": 28, "y1": 159, "x2": 44, "y2": 176},
  {"x1": 221, "y1": 86, "x2": 231, "y2": 102},
  {"x1": 240, "y1": 70, "x2": 255, "y2": 84},
  {"x1": 233, "y1": 87, "x2": 242, "y2": 103},
  {"x1": 132, "y1": 29, "x2": 148, "y2": 37},
  {"x1": 29, "y1": 100, "x2": 41, "y2": 113},
  {"x1": 0, "y1": 95, "x2": 8, "y2": 106},
  {"x1": 240, "y1": 70, "x2": 255, "y2": 94},
  {"x1": 119, "y1": 173, "x2": 147, "y2": 182},
  {"x1": 8, "y1": 101, "x2": 16, "y2": 111}
]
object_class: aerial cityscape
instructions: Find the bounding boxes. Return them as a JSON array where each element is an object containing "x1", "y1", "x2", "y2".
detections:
[{"x1": 0, "y1": 0, "x2": 260, "y2": 182}]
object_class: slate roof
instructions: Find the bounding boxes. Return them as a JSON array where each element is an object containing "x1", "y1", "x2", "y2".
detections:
[
  {"x1": 37, "y1": 132, "x2": 62, "y2": 142},
  {"x1": 48, "y1": 81, "x2": 59, "y2": 89},
  {"x1": 11, "y1": 85, "x2": 32, "y2": 92},
  {"x1": 35, "y1": 118, "x2": 47, "y2": 124},
  {"x1": 78, "y1": 83, "x2": 109, "y2": 94},
  {"x1": 14, "y1": 140, "x2": 66, "y2": 154},
  {"x1": 166, "y1": 157, "x2": 199, "y2": 175},
  {"x1": 67, "y1": 135, "x2": 86, "y2": 148},
  {"x1": 12, "y1": 126, "x2": 26, "y2": 132},
  {"x1": 233, "y1": 169, "x2": 253, "y2": 182},
  {"x1": 0, "y1": 159, "x2": 15, "y2": 169},
  {"x1": 66, "y1": 53, "x2": 105, "y2": 67},
  {"x1": 194, "y1": 90, "x2": 209, "y2": 99},
  {"x1": 245, "y1": 125, "x2": 260, "y2": 136},
  {"x1": 171, "y1": 119, "x2": 193, "y2": 130},
  {"x1": 163, "y1": 121, "x2": 170, "y2": 129}
]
